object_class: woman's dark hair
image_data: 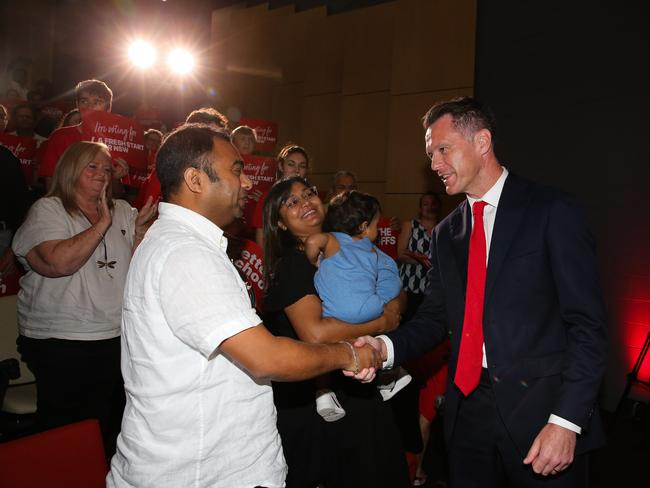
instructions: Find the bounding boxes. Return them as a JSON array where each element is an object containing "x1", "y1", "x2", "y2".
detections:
[
  {"x1": 419, "y1": 191, "x2": 441, "y2": 208},
  {"x1": 262, "y1": 175, "x2": 313, "y2": 288},
  {"x1": 324, "y1": 191, "x2": 380, "y2": 236}
]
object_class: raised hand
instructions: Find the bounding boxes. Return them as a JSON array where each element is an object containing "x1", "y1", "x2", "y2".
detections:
[
  {"x1": 135, "y1": 196, "x2": 158, "y2": 240},
  {"x1": 96, "y1": 180, "x2": 112, "y2": 234}
]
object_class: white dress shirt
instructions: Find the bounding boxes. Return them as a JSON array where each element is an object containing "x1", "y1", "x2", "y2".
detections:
[
  {"x1": 380, "y1": 167, "x2": 581, "y2": 434},
  {"x1": 108, "y1": 202, "x2": 286, "y2": 488}
]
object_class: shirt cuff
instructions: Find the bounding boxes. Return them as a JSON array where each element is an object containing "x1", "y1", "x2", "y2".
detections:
[
  {"x1": 548, "y1": 414, "x2": 582, "y2": 434},
  {"x1": 376, "y1": 335, "x2": 394, "y2": 369}
]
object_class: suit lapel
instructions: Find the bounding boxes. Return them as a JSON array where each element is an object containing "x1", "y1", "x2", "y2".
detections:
[
  {"x1": 484, "y1": 173, "x2": 531, "y2": 302},
  {"x1": 448, "y1": 200, "x2": 471, "y2": 288}
]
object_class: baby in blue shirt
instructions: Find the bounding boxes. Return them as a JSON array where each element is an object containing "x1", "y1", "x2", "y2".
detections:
[{"x1": 306, "y1": 191, "x2": 411, "y2": 422}]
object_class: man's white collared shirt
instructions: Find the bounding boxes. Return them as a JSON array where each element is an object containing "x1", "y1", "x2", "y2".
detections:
[{"x1": 108, "y1": 202, "x2": 287, "y2": 488}]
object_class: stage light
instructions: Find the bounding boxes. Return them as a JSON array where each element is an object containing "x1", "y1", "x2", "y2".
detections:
[
  {"x1": 128, "y1": 41, "x2": 156, "y2": 69},
  {"x1": 167, "y1": 48, "x2": 195, "y2": 75}
]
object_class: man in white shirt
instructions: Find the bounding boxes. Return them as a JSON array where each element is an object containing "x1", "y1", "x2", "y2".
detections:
[
  {"x1": 352, "y1": 97, "x2": 607, "y2": 487},
  {"x1": 107, "y1": 124, "x2": 381, "y2": 488}
]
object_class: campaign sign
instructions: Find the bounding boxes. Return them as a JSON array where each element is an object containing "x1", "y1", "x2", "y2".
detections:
[
  {"x1": 81, "y1": 110, "x2": 147, "y2": 172},
  {"x1": 239, "y1": 117, "x2": 278, "y2": 153},
  {"x1": 0, "y1": 133, "x2": 37, "y2": 184},
  {"x1": 375, "y1": 215, "x2": 400, "y2": 260},
  {"x1": 242, "y1": 155, "x2": 277, "y2": 225},
  {"x1": 232, "y1": 239, "x2": 265, "y2": 313}
]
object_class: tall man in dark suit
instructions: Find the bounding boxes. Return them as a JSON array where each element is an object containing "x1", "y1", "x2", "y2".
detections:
[{"x1": 352, "y1": 97, "x2": 607, "y2": 487}]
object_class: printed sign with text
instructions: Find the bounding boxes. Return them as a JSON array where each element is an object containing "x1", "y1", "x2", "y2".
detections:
[
  {"x1": 242, "y1": 155, "x2": 277, "y2": 225},
  {"x1": 81, "y1": 110, "x2": 147, "y2": 172},
  {"x1": 0, "y1": 133, "x2": 38, "y2": 183},
  {"x1": 239, "y1": 117, "x2": 278, "y2": 153}
]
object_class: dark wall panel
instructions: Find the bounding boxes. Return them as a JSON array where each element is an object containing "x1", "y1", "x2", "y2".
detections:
[{"x1": 474, "y1": 0, "x2": 650, "y2": 408}]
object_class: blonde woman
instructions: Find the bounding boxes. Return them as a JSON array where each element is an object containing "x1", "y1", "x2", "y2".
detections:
[{"x1": 12, "y1": 141, "x2": 156, "y2": 455}]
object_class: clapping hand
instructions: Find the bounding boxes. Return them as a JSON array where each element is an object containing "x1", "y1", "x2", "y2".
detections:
[
  {"x1": 96, "y1": 180, "x2": 112, "y2": 232},
  {"x1": 135, "y1": 196, "x2": 158, "y2": 240}
]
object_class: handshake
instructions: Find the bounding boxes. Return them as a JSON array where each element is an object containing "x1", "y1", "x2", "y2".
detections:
[{"x1": 341, "y1": 336, "x2": 388, "y2": 383}]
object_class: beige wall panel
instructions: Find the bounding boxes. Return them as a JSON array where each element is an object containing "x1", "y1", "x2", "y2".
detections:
[
  {"x1": 300, "y1": 94, "x2": 342, "y2": 174},
  {"x1": 341, "y1": 3, "x2": 395, "y2": 95},
  {"x1": 385, "y1": 87, "x2": 473, "y2": 193},
  {"x1": 224, "y1": 13, "x2": 282, "y2": 84},
  {"x1": 276, "y1": 8, "x2": 326, "y2": 85},
  {"x1": 217, "y1": 72, "x2": 277, "y2": 122},
  {"x1": 303, "y1": 13, "x2": 345, "y2": 96},
  {"x1": 391, "y1": 0, "x2": 477, "y2": 94},
  {"x1": 383, "y1": 192, "x2": 464, "y2": 223},
  {"x1": 2, "y1": 0, "x2": 55, "y2": 83},
  {"x1": 357, "y1": 181, "x2": 387, "y2": 209},
  {"x1": 271, "y1": 82, "x2": 304, "y2": 147},
  {"x1": 211, "y1": 9, "x2": 234, "y2": 72},
  {"x1": 337, "y1": 92, "x2": 390, "y2": 181},
  {"x1": 308, "y1": 174, "x2": 333, "y2": 196},
  {"x1": 228, "y1": 3, "x2": 290, "y2": 30}
]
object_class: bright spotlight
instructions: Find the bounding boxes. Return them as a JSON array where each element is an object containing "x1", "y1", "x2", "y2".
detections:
[
  {"x1": 167, "y1": 48, "x2": 195, "y2": 75},
  {"x1": 128, "y1": 41, "x2": 156, "y2": 68}
]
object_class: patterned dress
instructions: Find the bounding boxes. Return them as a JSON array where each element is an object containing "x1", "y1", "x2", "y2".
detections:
[{"x1": 399, "y1": 219, "x2": 432, "y2": 294}]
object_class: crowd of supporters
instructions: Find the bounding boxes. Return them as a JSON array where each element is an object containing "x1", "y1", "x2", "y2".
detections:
[{"x1": 1, "y1": 75, "x2": 449, "y2": 488}]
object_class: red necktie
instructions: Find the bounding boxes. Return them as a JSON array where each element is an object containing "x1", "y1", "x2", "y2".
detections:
[{"x1": 454, "y1": 200, "x2": 488, "y2": 396}]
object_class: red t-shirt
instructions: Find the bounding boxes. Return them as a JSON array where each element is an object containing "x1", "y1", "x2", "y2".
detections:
[
  {"x1": 133, "y1": 171, "x2": 161, "y2": 210},
  {"x1": 38, "y1": 124, "x2": 84, "y2": 178},
  {"x1": 250, "y1": 190, "x2": 268, "y2": 229}
]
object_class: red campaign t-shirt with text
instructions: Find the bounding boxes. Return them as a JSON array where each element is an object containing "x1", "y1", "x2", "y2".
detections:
[
  {"x1": 134, "y1": 171, "x2": 161, "y2": 210},
  {"x1": 38, "y1": 124, "x2": 84, "y2": 178},
  {"x1": 375, "y1": 215, "x2": 400, "y2": 260},
  {"x1": 232, "y1": 239, "x2": 266, "y2": 313}
]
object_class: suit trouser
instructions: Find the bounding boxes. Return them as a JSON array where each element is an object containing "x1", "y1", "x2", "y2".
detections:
[{"x1": 447, "y1": 369, "x2": 588, "y2": 488}]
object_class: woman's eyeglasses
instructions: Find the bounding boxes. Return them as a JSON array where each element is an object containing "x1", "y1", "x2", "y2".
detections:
[{"x1": 282, "y1": 186, "x2": 318, "y2": 210}]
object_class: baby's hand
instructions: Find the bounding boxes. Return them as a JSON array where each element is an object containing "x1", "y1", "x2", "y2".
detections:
[{"x1": 305, "y1": 233, "x2": 328, "y2": 265}]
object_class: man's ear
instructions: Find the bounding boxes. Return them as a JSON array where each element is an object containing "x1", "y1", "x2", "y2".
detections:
[
  {"x1": 474, "y1": 128, "x2": 493, "y2": 157},
  {"x1": 183, "y1": 167, "x2": 203, "y2": 194}
]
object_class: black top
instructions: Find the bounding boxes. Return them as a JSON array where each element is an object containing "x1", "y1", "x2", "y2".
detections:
[
  {"x1": 264, "y1": 249, "x2": 319, "y2": 408},
  {"x1": 263, "y1": 247, "x2": 411, "y2": 487},
  {"x1": 264, "y1": 249, "x2": 318, "y2": 339}
]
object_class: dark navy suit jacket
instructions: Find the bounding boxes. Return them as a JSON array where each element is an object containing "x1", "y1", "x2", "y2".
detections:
[{"x1": 387, "y1": 173, "x2": 607, "y2": 455}]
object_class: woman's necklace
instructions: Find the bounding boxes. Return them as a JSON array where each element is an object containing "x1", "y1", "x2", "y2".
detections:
[{"x1": 79, "y1": 210, "x2": 115, "y2": 278}]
